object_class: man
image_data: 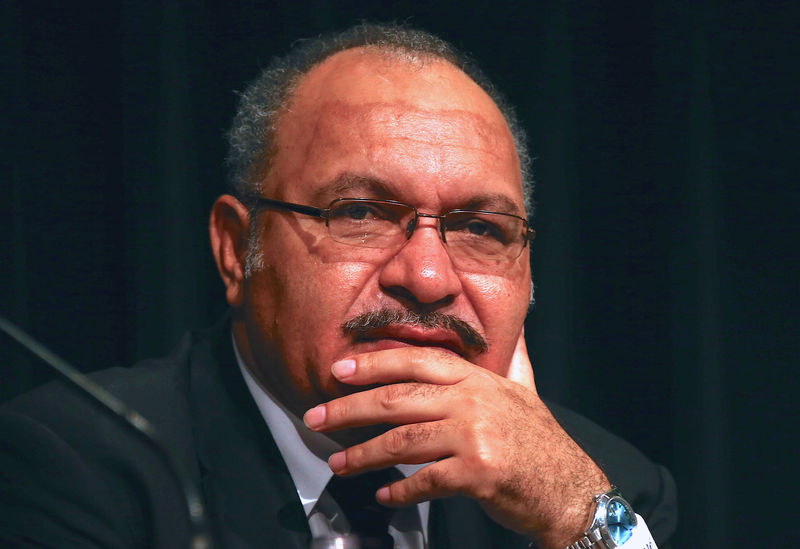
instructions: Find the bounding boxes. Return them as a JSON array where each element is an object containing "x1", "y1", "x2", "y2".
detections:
[{"x1": 0, "y1": 24, "x2": 677, "y2": 549}]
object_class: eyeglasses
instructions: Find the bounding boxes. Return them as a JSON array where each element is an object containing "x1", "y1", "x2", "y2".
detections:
[{"x1": 253, "y1": 197, "x2": 535, "y2": 270}]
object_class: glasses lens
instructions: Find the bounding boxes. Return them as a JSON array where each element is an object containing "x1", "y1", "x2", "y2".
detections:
[
  {"x1": 443, "y1": 211, "x2": 524, "y2": 262},
  {"x1": 327, "y1": 200, "x2": 413, "y2": 247},
  {"x1": 325, "y1": 200, "x2": 527, "y2": 271}
]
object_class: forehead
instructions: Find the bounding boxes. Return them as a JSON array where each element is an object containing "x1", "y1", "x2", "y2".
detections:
[{"x1": 266, "y1": 48, "x2": 524, "y2": 211}]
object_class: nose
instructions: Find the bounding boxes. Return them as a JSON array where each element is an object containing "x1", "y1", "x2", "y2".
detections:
[{"x1": 378, "y1": 217, "x2": 463, "y2": 308}]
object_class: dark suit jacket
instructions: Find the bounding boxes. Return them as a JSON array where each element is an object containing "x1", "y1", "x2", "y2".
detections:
[{"x1": 0, "y1": 321, "x2": 677, "y2": 548}]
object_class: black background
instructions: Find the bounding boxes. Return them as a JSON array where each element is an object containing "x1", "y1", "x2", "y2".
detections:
[{"x1": 1, "y1": 1, "x2": 798, "y2": 547}]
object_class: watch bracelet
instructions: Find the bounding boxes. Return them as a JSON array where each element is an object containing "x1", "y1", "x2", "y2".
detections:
[{"x1": 564, "y1": 529, "x2": 607, "y2": 549}]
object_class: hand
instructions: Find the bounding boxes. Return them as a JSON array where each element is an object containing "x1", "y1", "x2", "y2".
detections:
[{"x1": 303, "y1": 330, "x2": 611, "y2": 549}]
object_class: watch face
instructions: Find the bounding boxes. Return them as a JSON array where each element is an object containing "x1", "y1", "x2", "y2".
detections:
[{"x1": 606, "y1": 498, "x2": 636, "y2": 545}]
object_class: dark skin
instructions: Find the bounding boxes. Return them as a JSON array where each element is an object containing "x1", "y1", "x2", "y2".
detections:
[
  {"x1": 210, "y1": 48, "x2": 610, "y2": 549},
  {"x1": 302, "y1": 335, "x2": 609, "y2": 549}
]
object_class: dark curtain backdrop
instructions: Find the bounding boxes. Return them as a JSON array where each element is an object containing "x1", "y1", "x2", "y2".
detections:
[{"x1": 1, "y1": 1, "x2": 797, "y2": 547}]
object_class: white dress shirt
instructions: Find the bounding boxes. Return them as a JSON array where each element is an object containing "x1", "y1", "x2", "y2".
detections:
[{"x1": 234, "y1": 339, "x2": 429, "y2": 548}]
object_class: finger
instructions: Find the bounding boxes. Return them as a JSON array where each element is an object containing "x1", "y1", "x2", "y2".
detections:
[
  {"x1": 327, "y1": 420, "x2": 453, "y2": 475},
  {"x1": 505, "y1": 327, "x2": 536, "y2": 391},
  {"x1": 304, "y1": 382, "x2": 450, "y2": 431},
  {"x1": 329, "y1": 347, "x2": 472, "y2": 386},
  {"x1": 376, "y1": 459, "x2": 463, "y2": 506}
]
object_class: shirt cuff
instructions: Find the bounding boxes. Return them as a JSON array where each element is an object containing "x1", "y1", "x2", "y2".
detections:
[{"x1": 622, "y1": 514, "x2": 658, "y2": 548}]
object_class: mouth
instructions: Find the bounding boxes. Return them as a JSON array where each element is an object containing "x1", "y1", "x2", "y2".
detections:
[
  {"x1": 341, "y1": 308, "x2": 489, "y2": 356},
  {"x1": 352, "y1": 325, "x2": 467, "y2": 357}
]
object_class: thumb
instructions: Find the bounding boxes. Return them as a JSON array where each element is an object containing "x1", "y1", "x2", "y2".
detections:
[{"x1": 506, "y1": 327, "x2": 536, "y2": 391}]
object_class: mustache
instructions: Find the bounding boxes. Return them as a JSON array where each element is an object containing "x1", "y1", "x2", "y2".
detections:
[{"x1": 341, "y1": 308, "x2": 489, "y2": 354}]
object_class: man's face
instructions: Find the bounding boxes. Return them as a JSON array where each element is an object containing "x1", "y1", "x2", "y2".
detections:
[{"x1": 236, "y1": 49, "x2": 531, "y2": 417}]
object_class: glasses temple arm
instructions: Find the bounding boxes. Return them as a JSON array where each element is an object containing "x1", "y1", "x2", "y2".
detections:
[{"x1": 255, "y1": 198, "x2": 327, "y2": 219}]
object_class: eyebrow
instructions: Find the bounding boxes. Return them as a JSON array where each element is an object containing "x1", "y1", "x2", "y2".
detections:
[
  {"x1": 310, "y1": 173, "x2": 395, "y2": 203},
  {"x1": 460, "y1": 194, "x2": 522, "y2": 216},
  {"x1": 311, "y1": 172, "x2": 525, "y2": 216}
]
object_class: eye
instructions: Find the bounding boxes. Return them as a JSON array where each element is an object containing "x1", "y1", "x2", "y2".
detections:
[
  {"x1": 466, "y1": 220, "x2": 494, "y2": 236},
  {"x1": 327, "y1": 200, "x2": 410, "y2": 246},
  {"x1": 448, "y1": 215, "x2": 509, "y2": 243},
  {"x1": 332, "y1": 202, "x2": 386, "y2": 221},
  {"x1": 344, "y1": 203, "x2": 374, "y2": 220}
]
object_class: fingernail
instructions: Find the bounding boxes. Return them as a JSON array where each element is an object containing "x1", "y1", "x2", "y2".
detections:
[
  {"x1": 331, "y1": 359, "x2": 356, "y2": 379},
  {"x1": 303, "y1": 405, "x2": 326, "y2": 429},
  {"x1": 376, "y1": 486, "x2": 390, "y2": 502},
  {"x1": 328, "y1": 451, "x2": 346, "y2": 472}
]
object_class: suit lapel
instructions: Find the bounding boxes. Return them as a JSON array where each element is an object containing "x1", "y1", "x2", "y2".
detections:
[
  {"x1": 183, "y1": 322, "x2": 536, "y2": 549},
  {"x1": 188, "y1": 325, "x2": 311, "y2": 549}
]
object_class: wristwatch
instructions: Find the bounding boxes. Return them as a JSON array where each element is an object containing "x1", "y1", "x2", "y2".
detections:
[{"x1": 564, "y1": 487, "x2": 637, "y2": 549}]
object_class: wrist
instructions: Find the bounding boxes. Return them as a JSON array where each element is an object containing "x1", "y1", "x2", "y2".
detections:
[
  {"x1": 563, "y1": 487, "x2": 641, "y2": 549},
  {"x1": 537, "y1": 480, "x2": 613, "y2": 549}
]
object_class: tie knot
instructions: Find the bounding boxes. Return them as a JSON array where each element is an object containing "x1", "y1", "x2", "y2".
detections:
[{"x1": 326, "y1": 469, "x2": 398, "y2": 549}]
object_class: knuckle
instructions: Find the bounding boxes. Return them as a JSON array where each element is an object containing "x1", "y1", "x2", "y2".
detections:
[
  {"x1": 473, "y1": 479, "x2": 498, "y2": 502},
  {"x1": 409, "y1": 349, "x2": 447, "y2": 377},
  {"x1": 389, "y1": 479, "x2": 408, "y2": 502},
  {"x1": 461, "y1": 392, "x2": 482, "y2": 410},
  {"x1": 378, "y1": 382, "x2": 434, "y2": 409},
  {"x1": 346, "y1": 445, "x2": 365, "y2": 467},
  {"x1": 326, "y1": 399, "x2": 348, "y2": 423},
  {"x1": 378, "y1": 384, "x2": 406, "y2": 410},
  {"x1": 475, "y1": 441, "x2": 500, "y2": 471},
  {"x1": 382, "y1": 428, "x2": 411, "y2": 456},
  {"x1": 463, "y1": 448, "x2": 504, "y2": 502},
  {"x1": 410, "y1": 347, "x2": 450, "y2": 369},
  {"x1": 463, "y1": 450, "x2": 486, "y2": 472},
  {"x1": 409, "y1": 347, "x2": 430, "y2": 366},
  {"x1": 407, "y1": 382, "x2": 434, "y2": 400},
  {"x1": 457, "y1": 418, "x2": 481, "y2": 446},
  {"x1": 464, "y1": 433, "x2": 502, "y2": 471},
  {"x1": 420, "y1": 466, "x2": 447, "y2": 492}
]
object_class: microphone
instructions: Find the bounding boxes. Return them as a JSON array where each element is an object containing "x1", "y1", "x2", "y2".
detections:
[{"x1": 0, "y1": 314, "x2": 214, "y2": 549}]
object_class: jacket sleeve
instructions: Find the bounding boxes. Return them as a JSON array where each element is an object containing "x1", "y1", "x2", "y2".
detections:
[{"x1": 546, "y1": 401, "x2": 679, "y2": 548}]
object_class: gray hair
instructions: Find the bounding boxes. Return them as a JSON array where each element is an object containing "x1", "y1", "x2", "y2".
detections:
[{"x1": 226, "y1": 23, "x2": 535, "y2": 275}]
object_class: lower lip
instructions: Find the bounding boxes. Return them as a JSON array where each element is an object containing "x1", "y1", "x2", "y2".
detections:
[{"x1": 356, "y1": 338, "x2": 460, "y2": 356}]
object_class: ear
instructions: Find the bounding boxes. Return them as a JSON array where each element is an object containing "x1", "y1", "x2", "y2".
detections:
[{"x1": 209, "y1": 194, "x2": 252, "y2": 307}]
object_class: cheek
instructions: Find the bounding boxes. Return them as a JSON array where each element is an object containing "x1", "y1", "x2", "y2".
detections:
[
  {"x1": 266, "y1": 254, "x2": 380, "y2": 348},
  {"x1": 461, "y1": 270, "x2": 530, "y2": 372},
  {"x1": 249, "y1": 255, "x2": 381, "y2": 398},
  {"x1": 277, "y1": 241, "x2": 399, "y2": 322},
  {"x1": 311, "y1": 262, "x2": 377, "y2": 320},
  {"x1": 463, "y1": 270, "x2": 530, "y2": 319}
]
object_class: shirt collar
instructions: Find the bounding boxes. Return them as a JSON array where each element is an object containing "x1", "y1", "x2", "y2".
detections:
[
  {"x1": 234, "y1": 339, "x2": 337, "y2": 515},
  {"x1": 233, "y1": 335, "x2": 429, "y2": 527}
]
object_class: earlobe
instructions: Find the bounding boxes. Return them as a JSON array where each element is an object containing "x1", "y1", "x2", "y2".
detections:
[{"x1": 209, "y1": 194, "x2": 251, "y2": 307}]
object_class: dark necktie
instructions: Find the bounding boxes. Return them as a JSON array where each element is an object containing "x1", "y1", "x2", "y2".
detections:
[{"x1": 326, "y1": 468, "x2": 397, "y2": 549}]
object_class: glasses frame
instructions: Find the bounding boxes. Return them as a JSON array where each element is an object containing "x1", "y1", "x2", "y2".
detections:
[{"x1": 252, "y1": 196, "x2": 535, "y2": 258}]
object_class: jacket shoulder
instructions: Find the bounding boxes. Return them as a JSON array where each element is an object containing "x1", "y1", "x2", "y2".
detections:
[{"x1": 0, "y1": 330, "x2": 207, "y2": 548}]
